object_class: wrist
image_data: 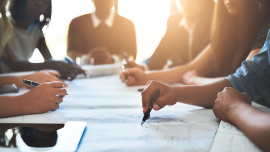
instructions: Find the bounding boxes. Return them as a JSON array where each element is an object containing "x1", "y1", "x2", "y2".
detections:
[
  {"x1": 13, "y1": 95, "x2": 29, "y2": 116},
  {"x1": 229, "y1": 101, "x2": 246, "y2": 123}
]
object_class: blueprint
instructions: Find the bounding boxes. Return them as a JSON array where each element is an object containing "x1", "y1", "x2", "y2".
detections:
[
  {"x1": 0, "y1": 75, "x2": 220, "y2": 152},
  {"x1": 210, "y1": 103, "x2": 270, "y2": 152}
]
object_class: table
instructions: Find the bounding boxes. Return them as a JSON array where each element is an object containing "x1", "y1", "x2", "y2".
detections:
[{"x1": 0, "y1": 73, "x2": 220, "y2": 152}]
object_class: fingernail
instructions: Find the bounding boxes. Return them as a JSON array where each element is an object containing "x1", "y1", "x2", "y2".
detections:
[{"x1": 154, "y1": 104, "x2": 159, "y2": 110}]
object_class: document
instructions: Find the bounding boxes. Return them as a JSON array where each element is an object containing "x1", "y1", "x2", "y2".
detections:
[
  {"x1": 79, "y1": 63, "x2": 121, "y2": 78},
  {"x1": 0, "y1": 75, "x2": 220, "y2": 152},
  {"x1": 210, "y1": 103, "x2": 270, "y2": 152}
]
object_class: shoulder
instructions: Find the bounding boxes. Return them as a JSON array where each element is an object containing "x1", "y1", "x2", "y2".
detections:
[
  {"x1": 70, "y1": 14, "x2": 91, "y2": 26},
  {"x1": 114, "y1": 14, "x2": 134, "y2": 27}
]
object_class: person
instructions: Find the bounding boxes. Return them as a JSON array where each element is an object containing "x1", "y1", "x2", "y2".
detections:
[
  {"x1": 182, "y1": 13, "x2": 270, "y2": 85},
  {"x1": 0, "y1": 0, "x2": 66, "y2": 118},
  {"x1": 120, "y1": 0, "x2": 269, "y2": 86},
  {"x1": 142, "y1": 27, "x2": 270, "y2": 152},
  {"x1": 67, "y1": 0, "x2": 137, "y2": 65},
  {"x1": 126, "y1": 0, "x2": 214, "y2": 71},
  {"x1": 141, "y1": 0, "x2": 270, "y2": 148},
  {"x1": 1, "y1": 0, "x2": 84, "y2": 80}
]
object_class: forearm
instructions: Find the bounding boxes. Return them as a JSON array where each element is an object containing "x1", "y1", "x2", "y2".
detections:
[
  {"x1": 5, "y1": 60, "x2": 51, "y2": 72},
  {"x1": 0, "y1": 96, "x2": 28, "y2": 118},
  {"x1": 176, "y1": 79, "x2": 232, "y2": 108},
  {"x1": 146, "y1": 65, "x2": 192, "y2": 83},
  {"x1": 232, "y1": 103, "x2": 270, "y2": 152},
  {"x1": 191, "y1": 77, "x2": 226, "y2": 85},
  {"x1": 146, "y1": 45, "x2": 215, "y2": 84}
]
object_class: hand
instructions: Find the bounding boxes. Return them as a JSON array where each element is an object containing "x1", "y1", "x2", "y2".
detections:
[
  {"x1": 182, "y1": 70, "x2": 199, "y2": 85},
  {"x1": 119, "y1": 67, "x2": 148, "y2": 86},
  {"x1": 213, "y1": 87, "x2": 251, "y2": 122},
  {"x1": 21, "y1": 70, "x2": 67, "y2": 87},
  {"x1": 86, "y1": 47, "x2": 114, "y2": 65},
  {"x1": 141, "y1": 81, "x2": 179, "y2": 118},
  {"x1": 48, "y1": 61, "x2": 85, "y2": 81},
  {"x1": 20, "y1": 81, "x2": 66, "y2": 115},
  {"x1": 126, "y1": 60, "x2": 145, "y2": 70}
]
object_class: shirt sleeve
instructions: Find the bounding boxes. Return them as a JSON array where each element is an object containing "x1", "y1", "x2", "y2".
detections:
[{"x1": 227, "y1": 30, "x2": 270, "y2": 101}]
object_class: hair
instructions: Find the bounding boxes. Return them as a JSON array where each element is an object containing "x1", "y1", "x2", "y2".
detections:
[
  {"x1": 0, "y1": 0, "x2": 13, "y2": 57},
  {"x1": 174, "y1": 0, "x2": 215, "y2": 16},
  {"x1": 211, "y1": 0, "x2": 265, "y2": 76},
  {"x1": 9, "y1": 0, "x2": 52, "y2": 29}
]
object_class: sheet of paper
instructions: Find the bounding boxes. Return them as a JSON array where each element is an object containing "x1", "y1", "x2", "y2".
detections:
[
  {"x1": 0, "y1": 75, "x2": 220, "y2": 152},
  {"x1": 210, "y1": 103, "x2": 270, "y2": 152},
  {"x1": 79, "y1": 63, "x2": 121, "y2": 78}
]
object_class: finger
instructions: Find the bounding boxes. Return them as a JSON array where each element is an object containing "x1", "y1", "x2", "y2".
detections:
[
  {"x1": 53, "y1": 88, "x2": 67, "y2": 96},
  {"x1": 48, "y1": 70, "x2": 61, "y2": 77},
  {"x1": 153, "y1": 97, "x2": 166, "y2": 111},
  {"x1": 53, "y1": 104, "x2": 60, "y2": 110},
  {"x1": 53, "y1": 96, "x2": 64, "y2": 104},
  {"x1": 49, "y1": 81, "x2": 64, "y2": 88},
  {"x1": 141, "y1": 81, "x2": 159, "y2": 113},
  {"x1": 48, "y1": 75, "x2": 62, "y2": 82},
  {"x1": 223, "y1": 87, "x2": 232, "y2": 91},
  {"x1": 126, "y1": 76, "x2": 135, "y2": 86}
]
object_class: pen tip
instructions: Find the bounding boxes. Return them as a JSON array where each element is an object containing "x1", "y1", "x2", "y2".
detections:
[{"x1": 141, "y1": 121, "x2": 144, "y2": 126}]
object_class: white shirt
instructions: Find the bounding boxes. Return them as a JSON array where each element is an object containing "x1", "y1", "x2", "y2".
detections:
[
  {"x1": 0, "y1": 19, "x2": 43, "y2": 72},
  {"x1": 91, "y1": 11, "x2": 115, "y2": 28}
]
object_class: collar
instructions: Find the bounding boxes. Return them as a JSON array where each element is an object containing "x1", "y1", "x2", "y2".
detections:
[
  {"x1": 179, "y1": 18, "x2": 196, "y2": 32},
  {"x1": 91, "y1": 11, "x2": 115, "y2": 28}
]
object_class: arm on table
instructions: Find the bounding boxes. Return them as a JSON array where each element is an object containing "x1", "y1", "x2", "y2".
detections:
[
  {"x1": 213, "y1": 87, "x2": 270, "y2": 152},
  {"x1": 0, "y1": 82, "x2": 66, "y2": 118},
  {"x1": 141, "y1": 79, "x2": 232, "y2": 115},
  {"x1": 0, "y1": 70, "x2": 65, "y2": 88},
  {"x1": 120, "y1": 44, "x2": 215, "y2": 86},
  {"x1": 182, "y1": 48, "x2": 262, "y2": 85}
]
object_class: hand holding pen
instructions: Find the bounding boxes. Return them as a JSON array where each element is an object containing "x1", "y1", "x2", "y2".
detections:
[
  {"x1": 141, "y1": 80, "x2": 179, "y2": 125},
  {"x1": 23, "y1": 80, "x2": 69, "y2": 95}
]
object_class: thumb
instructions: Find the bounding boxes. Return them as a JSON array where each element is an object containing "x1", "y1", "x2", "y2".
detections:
[{"x1": 49, "y1": 81, "x2": 64, "y2": 88}]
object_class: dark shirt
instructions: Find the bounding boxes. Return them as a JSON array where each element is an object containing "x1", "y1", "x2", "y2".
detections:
[
  {"x1": 250, "y1": 18, "x2": 270, "y2": 51},
  {"x1": 144, "y1": 11, "x2": 213, "y2": 70},
  {"x1": 67, "y1": 13, "x2": 137, "y2": 59}
]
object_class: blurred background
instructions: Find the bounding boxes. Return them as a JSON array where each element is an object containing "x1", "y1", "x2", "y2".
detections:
[{"x1": 30, "y1": 0, "x2": 178, "y2": 63}]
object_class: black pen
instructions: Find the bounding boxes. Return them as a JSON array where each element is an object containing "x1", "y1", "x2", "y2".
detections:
[
  {"x1": 138, "y1": 88, "x2": 144, "y2": 92},
  {"x1": 65, "y1": 56, "x2": 87, "y2": 77},
  {"x1": 23, "y1": 79, "x2": 69, "y2": 95},
  {"x1": 141, "y1": 90, "x2": 160, "y2": 126}
]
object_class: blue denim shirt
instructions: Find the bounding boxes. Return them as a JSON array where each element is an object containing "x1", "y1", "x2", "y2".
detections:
[{"x1": 227, "y1": 29, "x2": 270, "y2": 101}]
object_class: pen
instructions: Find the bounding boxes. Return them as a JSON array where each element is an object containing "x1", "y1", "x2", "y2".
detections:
[
  {"x1": 65, "y1": 56, "x2": 87, "y2": 77},
  {"x1": 141, "y1": 89, "x2": 160, "y2": 126},
  {"x1": 23, "y1": 79, "x2": 69, "y2": 95},
  {"x1": 138, "y1": 88, "x2": 144, "y2": 92},
  {"x1": 122, "y1": 52, "x2": 129, "y2": 80}
]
